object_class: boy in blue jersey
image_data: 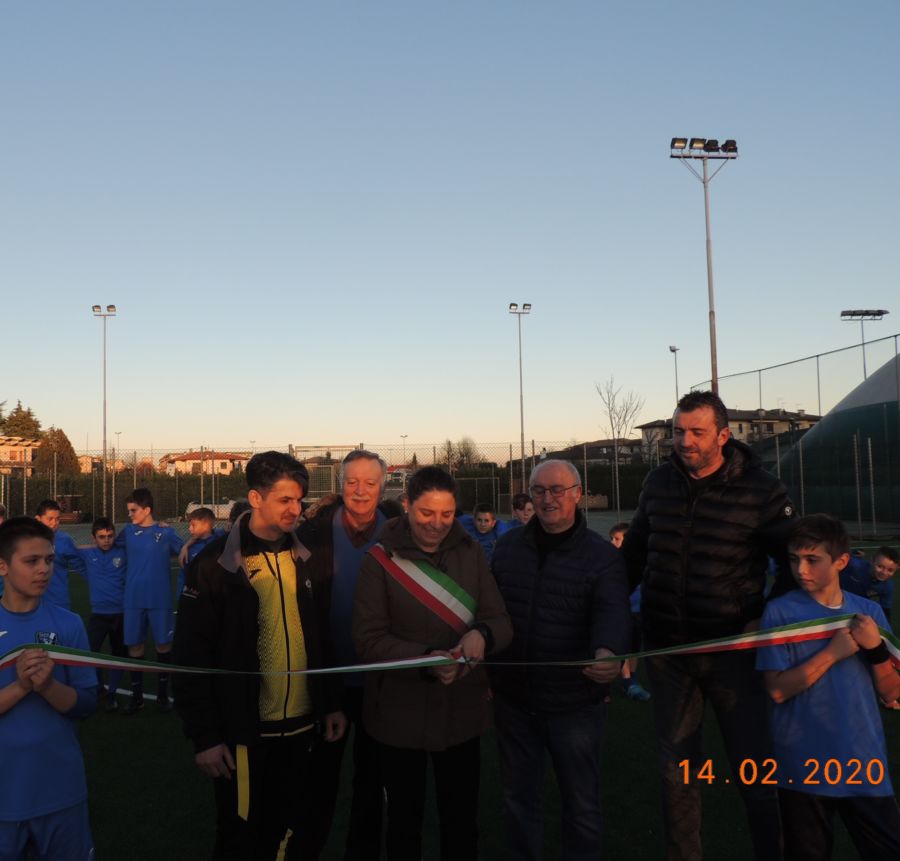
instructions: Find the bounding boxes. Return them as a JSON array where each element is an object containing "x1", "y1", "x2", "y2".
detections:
[
  {"x1": 35, "y1": 499, "x2": 86, "y2": 610},
  {"x1": 116, "y1": 488, "x2": 183, "y2": 714},
  {"x1": 0, "y1": 517, "x2": 97, "y2": 860},
  {"x1": 458, "y1": 503, "x2": 509, "y2": 562},
  {"x1": 756, "y1": 514, "x2": 900, "y2": 860},
  {"x1": 175, "y1": 507, "x2": 225, "y2": 602},
  {"x1": 841, "y1": 546, "x2": 899, "y2": 623},
  {"x1": 79, "y1": 517, "x2": 127, "y2": 712}
]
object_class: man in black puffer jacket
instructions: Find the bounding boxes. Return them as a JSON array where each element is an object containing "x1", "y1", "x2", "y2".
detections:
[
  {"x1": 491, "y1": 459, "x2": 630, "y2": 861},
  {"x1": 622, "y1": 391, "x2": 795, "y2": 861}
]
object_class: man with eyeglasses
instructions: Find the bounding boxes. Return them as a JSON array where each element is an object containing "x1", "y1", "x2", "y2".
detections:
[
  {"x1": 296, "y1": 450, "x2": 389, "y2": 860},
  {"x1": 622, "y1": 390, "x2": 795, "y2": 860},
  {"x1": 490, "y1": 459, "x2": 631, "y2": 861}
]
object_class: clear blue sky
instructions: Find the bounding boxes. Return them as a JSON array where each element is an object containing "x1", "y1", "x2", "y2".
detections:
[{"x1": 3, "y1": 1, "x2": 898, "y2": 453}]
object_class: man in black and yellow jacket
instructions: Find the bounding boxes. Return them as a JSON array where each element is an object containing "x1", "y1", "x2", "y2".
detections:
[{"x1": 174, "y1": 451, "x2": 346, "y2": 861}]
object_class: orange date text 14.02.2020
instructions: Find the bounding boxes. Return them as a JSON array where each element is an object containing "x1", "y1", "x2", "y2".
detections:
[{"x1": 679, "y1": 758, "x2": 886, "y2": 787}]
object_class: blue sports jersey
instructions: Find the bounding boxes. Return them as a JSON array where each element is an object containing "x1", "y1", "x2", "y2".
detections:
[
  {"x1": 116, "y1": 523, "x2": 183, "y2": 611},
  {"x1": 77, "y1": 546, "x2": 127, "y2": 614},
  {"x1": 0, "y1": 600, "x2": 97, "y2": 820},
  {"x1": 44, "y1": 531, "x2": 86, "y2": 610},
  {"x1": 457, "y1": 514, "x2": 510, "y2": 563},
  {"x1": 175, "y1": 528, "x2": 226, "y2": 600},
  {"x1": 756, "y1": 589, "x2": 893, "y2": 797},
  {"x1": 840, "y1": 557, "x2": 893, "y2": 613}
]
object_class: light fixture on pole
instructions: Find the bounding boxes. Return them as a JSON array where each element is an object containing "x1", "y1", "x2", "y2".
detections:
[
  {"x1": 840, "y1": 309, "x2": 889, "y2": 380},
  {"x1": 400, "y1": 434, "x2": 408, "y2": 467},
  {"x1": 509, "y1": 302, "x2": 532, "y2": 492},
  {"x1": 669, "y1": 345, "x2": 680, "y2": 406},
  {"x1": 670, "y1": 137, "x2": 738, "y2": 393},
  {"x1": 92, "y1": 304, "x2": 117, "y2": 516}
]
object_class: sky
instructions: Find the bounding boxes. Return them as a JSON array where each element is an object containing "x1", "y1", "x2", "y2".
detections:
[{"x1": 2, "y1": 1, "x2": 899, "y2": 456}]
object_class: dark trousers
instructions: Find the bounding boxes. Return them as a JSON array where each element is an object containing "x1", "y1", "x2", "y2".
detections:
[
  {"x1": 379, "y1": 736, "x2": 480, "y2": 861},
  {"x1": 646, "y1": 650, "x2": 783, "y2": 861},
  {"x1": 779, "y1": 789, "x2": 900, "y2": 860},
  {"x1": 86, "y1": 612, "x2": 126, "y2": 693},
  {"x1": 212, "y1": 733, "x2": 315, "y2": 861},
  {"x1": 307, "y1": 686, "x2": 384, "y2": 860},
  {"x1": 494, "y1": 694, "x2": 605, "y2": 861}
]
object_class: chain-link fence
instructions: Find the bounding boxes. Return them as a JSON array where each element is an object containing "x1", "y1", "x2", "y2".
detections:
[
  {"x1": 692, "y1": 334, "x2": 900, "y2": 419},
  {"x1": 0, "y1": 439, "x2": 653, "y2": 523}
]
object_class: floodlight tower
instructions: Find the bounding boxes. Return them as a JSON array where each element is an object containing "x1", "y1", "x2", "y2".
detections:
[
  {"x1": 840, "y1": 309, "x2": 889, "y2": 380},
  {"x1": 509, "y1": 302, "x2": 532, "y2": 491},
  {"x1": 670, "y1": 137, "x2": 738, "y2": 394},
  {"x1": 669, "y1": 345, "x2": 680, "y2": 407},
  {"x1": 92, "y1": 304, "x2": 117, "y2": 516}
]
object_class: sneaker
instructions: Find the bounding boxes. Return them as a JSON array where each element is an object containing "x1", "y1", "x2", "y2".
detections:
[
  {"x1": 104, "y1": 697, "x2": 119, "y2": 713},
  {"x1": 626, "y1": 683, "x2": 652, "y2": 702},
  {"x1": 157, "y1": 696, "x2": 173, "y2": 713},
  {"x1": 123, "y1": 697, "x2": 144, "y2": 715}
]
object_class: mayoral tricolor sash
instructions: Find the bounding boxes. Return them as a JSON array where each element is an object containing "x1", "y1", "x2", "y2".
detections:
[{"x1": 368, "y1": 544, "x2": 476, "y2": 634}]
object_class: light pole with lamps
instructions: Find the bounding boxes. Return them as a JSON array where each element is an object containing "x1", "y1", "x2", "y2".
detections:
[
  {"x1": 92, "y1": 304, "x2": 117, "y2": 516},
  {"x1": 840, "y1": 309, "x2": 889, "y2": 380},
  {"x1": 669, "y1": 345, "x2": 680, "y2": 406},
  {"x1": 670, "y1": 138, "x2": 738, "y2": 394},
  {"x1": 509, "y1": 302, "x2": 531, "y2": 492},
  {"x1": 400, "y1": 434, "x2": 408, "y2": 466},
  {"x1": 113, "y1": 431, "x2": 122, "y2": 520}
]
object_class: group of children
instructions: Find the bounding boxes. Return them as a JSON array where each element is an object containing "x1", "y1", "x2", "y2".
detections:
[{"x1": 1, "y1": 492, "x2": 899, "y2": 858}]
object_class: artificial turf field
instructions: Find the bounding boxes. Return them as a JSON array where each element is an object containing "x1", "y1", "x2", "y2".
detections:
[{"x1": 59, "y1": 520, "x2": 898, "y2": 860}]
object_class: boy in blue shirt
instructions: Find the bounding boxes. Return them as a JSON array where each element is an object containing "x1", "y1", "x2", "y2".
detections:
[
  {"x1": 35, "y1": 499, "x2": 86, "y2": 610},
  {"x1": 0, "y1": 517, "x2": 97, "y2": 860},
  {"x1": 841, "y1": 546, "x2": 899, "y2": 623},
  {"x1": 458, "y1": 503, "x2": 509, "y2": 562},
  {"x1": 79, "y1": 516, "x2": 127, "y2": 712},
  {"x1": 116, "y1": 488, "x2": 183, "y2": 714},
  {"x1": 175, "y1": 507, "x2": 225, "y2": 602},
  {"x1": 756, "y1": 514, "x2": 900, "y2": 860}
]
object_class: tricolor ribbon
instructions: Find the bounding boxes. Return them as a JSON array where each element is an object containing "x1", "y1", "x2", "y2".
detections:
[{"x1": 2, "y1": 615, "x2": 898, "y2": 676}]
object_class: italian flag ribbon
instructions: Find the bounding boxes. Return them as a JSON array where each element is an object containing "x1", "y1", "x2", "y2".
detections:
[
  {"x1": 368, "y1": 543, "x2": 476, "y2": 635},
  {"x1": 2, "y1": 615, "x2": 898, "y2": 675}
]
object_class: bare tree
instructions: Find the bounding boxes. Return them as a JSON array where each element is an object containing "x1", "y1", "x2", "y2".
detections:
[{"x1": 595, "y1": 376, "x2": 645, "y2": 519}]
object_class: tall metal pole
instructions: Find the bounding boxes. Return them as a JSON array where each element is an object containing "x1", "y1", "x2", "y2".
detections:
[
  {"x1": 702, "y1": 157, "x2": 719, "y2": 393},
  {"x1": 517, "y1": 312, "x2": 525, "y2": 490},
  {"x1": 102, "y1": 314, "x2": 108, "y2": 515},
  {"x1": 669, "y1": 346, "x2": 680, "y2": 406},
  {"x1": 509, "y1": 303, "x2": 531, "y2": 492},
  {"x1": 671, "y1": 139, "x2": 735, "y2": 394},
  {"x1": 93, "y1": 304, "x2": 116, "y2": 516}
]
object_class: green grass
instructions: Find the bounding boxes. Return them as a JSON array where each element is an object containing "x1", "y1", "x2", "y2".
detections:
[{"x1": 62, "y1": 543, "x2": 899, "y2": 860}]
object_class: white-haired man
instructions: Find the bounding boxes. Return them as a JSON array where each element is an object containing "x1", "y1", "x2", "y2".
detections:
[
  {"x1": 491, "y1": 459, "x2": 631, "y2": 860},
  {"x1": 297, "y1": 450, "x2": 389, "y2": 860}
]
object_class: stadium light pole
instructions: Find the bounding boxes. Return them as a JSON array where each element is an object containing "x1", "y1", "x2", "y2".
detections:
[
  {"x1": 669, "y1": 345, "x2": 680, "y2": 407},
  {"x1": 509, "y1": 302, "x2": 532, "y2": 492},
  {"x1": 92, "y1": 304, "x2": 117, "y2": 516},
  {"x1": 400, "y1": 434, "x2": 408, "y2": 466},
  {"x1": 670, "y1": 137, "x2": 738, "y2": 394},
  {"x1": 840, "y1": 309, "x2": 889, "y2": 380}
]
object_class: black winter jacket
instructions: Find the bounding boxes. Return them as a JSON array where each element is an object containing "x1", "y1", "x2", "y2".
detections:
[
  {"x1": 622, "y1": 439, "x2": 795, "y2": 648},
  {"x1": 489, "y1": 512, "x2": 631, "y2": 713},
  {"x1": 172, "y1": 515, "x2": 340, "y2": 753}
]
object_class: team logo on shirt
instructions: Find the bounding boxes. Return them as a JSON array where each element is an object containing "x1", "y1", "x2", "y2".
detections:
[
  {"x1": 154, "y1": 532, "x2": 163, "y2": 543},
  {"x1": 783, "y1": 504, "x2": 794, "y2": 517},
  {"x1": 113, "y1": 556, "x2": 123, "y2": 567},
  {"x1": 35, "y1": 631, "x2": 59, "y2": 645}
]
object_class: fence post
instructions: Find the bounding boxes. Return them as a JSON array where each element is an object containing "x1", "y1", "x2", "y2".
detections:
[
  {"x1": 853, "y1": 434, "x2": 862, "y2": 539},
  {"x1": 867, "y1": 437, "x2": 877, "y2": 537},
  {"x1": 798, "y1": 438, "x2": 805, "y2": 517},
  {"x1": 774, "y1": 435, "x2": 781, "y2": 478}
]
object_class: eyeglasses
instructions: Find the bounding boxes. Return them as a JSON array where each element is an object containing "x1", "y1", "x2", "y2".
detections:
[{"x1": 529, "y1": 483, "x2": 580, "y2": 499}]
